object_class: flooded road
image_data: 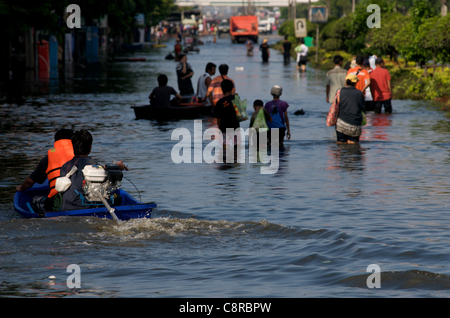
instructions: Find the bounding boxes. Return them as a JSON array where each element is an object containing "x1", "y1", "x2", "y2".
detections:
[{"x1": 2, "y1": 34, "x2": 450, "y2": 298}]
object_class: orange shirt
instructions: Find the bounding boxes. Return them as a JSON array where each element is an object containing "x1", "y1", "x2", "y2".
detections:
[
  {"x1": 347, "y1": 66, "x2": 370, "y2": 93},
  {"x1": 206, "y1": 75, "x2": 236, "y2": 106}
]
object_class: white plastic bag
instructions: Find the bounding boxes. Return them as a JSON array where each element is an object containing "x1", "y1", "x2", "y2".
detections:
[{"x1": 55, "y1": 165, "x2": 78, "y2": 193}]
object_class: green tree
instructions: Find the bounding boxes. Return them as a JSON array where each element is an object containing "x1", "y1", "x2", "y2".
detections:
[
  {"x1": 393, "y1": 20, "x2": 422, "y2": 64},
  {"x1": 365, "y1": 13, "x2": 410, "y2": 62},
  {"x1": 411, "y1": 0, "x2": 436, "y2": 31},
  {"x1": 320, "y1": 15, "x2": 352, "y2": 51},
  {"x1": 107, "y1": 0, "x2": 174, "y2": 42},
  {"x1": 416, "y1": 15, "x2": 450, "y2": 66},
  {"x1": 0, "y1": 0, "x2": 70, "y2": 39},
  {"x1": 345, "y1": 0, "x2": 395, "y2": 54},
  {"x1": 439, "y1": 14, "x2": 450, "y2": 63}
]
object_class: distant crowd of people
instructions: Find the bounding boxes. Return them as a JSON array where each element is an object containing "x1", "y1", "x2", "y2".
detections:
[
  {"x1": 326, "y1": 54, "x2": 392, "y2": 143},
  {"x1": 244, "y1": 35, "x2": 308, "y2": 70},
  {"x1": 151, "y1": 42, "x2": 392, "y2": 148},
  {"x1": 149, "y1": 53, "x2": 291, "y2": 151}
]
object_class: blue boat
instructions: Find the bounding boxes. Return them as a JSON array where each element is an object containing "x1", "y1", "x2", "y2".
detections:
[{"x1": 14, "y1": 180, "x2": 156, "y2": 221}]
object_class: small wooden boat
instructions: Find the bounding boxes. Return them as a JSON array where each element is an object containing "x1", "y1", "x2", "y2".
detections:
[
  {"x1": 131, "y1": 103, "x2": 207, "y2": 120},
  {"x1": 14, "y1": 180, "x2": 156, "y2": 221},
  {"x1": 151, "y1": 44, "x2": 167, "y2": 48},
  {"x1": 121, "y1": 43, "x2": 144, "y2": 52},
  {"x1": 113, "y1": 57, "x2": 146, "y2": 62},
  {"x1": 183, "y1": 45, "x2": 200, "y2": 53}
]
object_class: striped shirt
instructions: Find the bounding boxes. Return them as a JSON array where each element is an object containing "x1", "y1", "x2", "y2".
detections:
[{"x1": 206, "y1": 75, "x2": 235, "y2": 106}]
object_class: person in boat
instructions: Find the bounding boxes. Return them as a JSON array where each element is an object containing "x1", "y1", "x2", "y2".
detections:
[
  {"x1": 16, "y1": 129, "x2": 75, "y2": 212},
  {"x1": 149, "y1": 74, "x2": 182, "y2": 107},
  {"x1": 205, "y1": 64, "x2": 236, "y2": 108},
  {"x1": 59, "y1": 129, "x2": 128, "y2": 211},
  {"x1": 196, "y1": 62, "x2": 216, "y2": 106},
  {"x1": 176, "y1": 53, "x2": 194, "y2": 96}
]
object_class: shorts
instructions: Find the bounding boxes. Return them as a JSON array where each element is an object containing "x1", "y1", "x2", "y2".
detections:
[
  {"x1": 365, "y1": 100, "x2": 374, "y2": 112},
  {"x1": 336, "y1": 130, "x2": 360, "y2": 143},
  {"x1": 267, "y1": 127, "x2": 286, "y2": 144},
  {"x1": 374, "y1": 99, "x2": 392, "y2": 114},
  {"x1": 298, "y1": 56, "x2": 307, "y2": 66}
]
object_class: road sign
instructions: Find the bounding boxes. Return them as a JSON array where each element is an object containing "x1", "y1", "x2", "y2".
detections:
[
  {"x1": 310, "y1": 5, "x2": 328, "y2": 23},
  {"x1": 295, "y1": 18, "x2": 307, "y2": 38}
]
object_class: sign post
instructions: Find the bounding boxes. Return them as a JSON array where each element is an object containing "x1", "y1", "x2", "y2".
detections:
[
  {"x1": 309, "y1": 5, "x2": 328, "y2": 63},
  {"x1": 294, "y1": 18, "x2": 307, "y2": 38}
]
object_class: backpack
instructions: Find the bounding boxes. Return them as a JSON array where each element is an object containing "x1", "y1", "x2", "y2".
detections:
[{"x1": 267, "y1": 102, "x2": 285, "y2": 129}]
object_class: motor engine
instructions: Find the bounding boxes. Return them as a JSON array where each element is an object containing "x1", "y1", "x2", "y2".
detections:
[{"x1": 82, "y1": 164, "x2": 123, "y2": 203}]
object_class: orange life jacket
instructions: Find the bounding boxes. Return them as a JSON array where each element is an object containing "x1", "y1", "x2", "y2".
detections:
[{"x1": 46, "y1": 139, "x2": 74, "y2": 198}]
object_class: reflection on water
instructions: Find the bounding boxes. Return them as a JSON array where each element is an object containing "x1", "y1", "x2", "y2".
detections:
[
  {"x1": 361, "y1": 113, "x2": 392, "y2": 142},
  {"x1": 326, "y1": 143, "x2": 366, "y2": 173}
]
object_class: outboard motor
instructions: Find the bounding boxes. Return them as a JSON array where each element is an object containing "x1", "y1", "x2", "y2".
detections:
[
  {"x1": 82, "y1": 164, "x2": 123, "y2": 221},
  {"x1": 82, "y1": 164, "x2": 123, "y2": 201}
]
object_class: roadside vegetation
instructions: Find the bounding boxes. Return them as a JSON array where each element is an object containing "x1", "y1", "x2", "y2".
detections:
[{"x1": 276, "y1": 0, "x2": 450, "y2": 108}]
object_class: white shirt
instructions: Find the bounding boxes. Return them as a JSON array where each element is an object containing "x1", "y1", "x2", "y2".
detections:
[
  {"x1": 369, "y1": 55, "x2": 377, "y2": 70},
  {"x1": 197, "y1": 72, "x2": 211, "y2": 105},
  {"x1": 364, "y1": 69, "x2": 373, "y2": 101},
  {"x1": 295, "y1": 44, "x2": 308, "y2": 62}
]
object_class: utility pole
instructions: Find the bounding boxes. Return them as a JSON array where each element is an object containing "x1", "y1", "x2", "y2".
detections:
[
  {"x1": 247, "y1": 0, "x2": 254, "y2": 15},
  {"x1": 315, "y1": 24, "x2": 319, "y2": 63},
  {"x1": 288, "y1": 0, "x2": 295, "y2": 20},
  {"x1": 308, "y1": 0, "x2": 311, "y2": 20},
  {"x1": 442, "y1": 0, "x2": 448, "y2": 16},
  {"x1": 292, "y1": 0, "x2": 296, "y2": 20}
]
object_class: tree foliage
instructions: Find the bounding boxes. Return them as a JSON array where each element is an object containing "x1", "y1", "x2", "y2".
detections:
[
  {"x1": 0, "y1": 0, "x2": 70, "y2": 39},
  {"x1": 306, "y1": 0, "x2": 450, "y2": 64},
  {"x1": 0, "y1": 0, "x2": 175, "y2": 40},
  {"x1": 365, "y1": 13, "x2": 409, "y2": 59}
]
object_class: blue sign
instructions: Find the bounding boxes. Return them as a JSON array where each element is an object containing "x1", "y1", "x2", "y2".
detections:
[{"x1": 310, "y1": 6, "x2": 328, "y2": 23}]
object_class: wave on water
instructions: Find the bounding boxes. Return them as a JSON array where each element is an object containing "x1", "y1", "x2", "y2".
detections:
[
  {"x1": 335, "y1": 270, "x2": 450, "y2": 291},
  {"x1": 99, "y1": 216, "x2": 327, "y2": 242}
]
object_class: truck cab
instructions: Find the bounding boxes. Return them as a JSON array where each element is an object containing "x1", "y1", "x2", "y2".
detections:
[{"x1": 258, "y1": 20, "x2": 271, "y2": 35}]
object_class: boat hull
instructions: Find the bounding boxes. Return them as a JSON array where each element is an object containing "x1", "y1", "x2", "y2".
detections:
[
  {"x1": 113, "y1": 57, "x2": 146, "y2": 62},
  {"x1": 121, "y1": 43, "x2": 144, "y2": 51},
  {"x1": 132, "y1": 103, "x2": 210, "y2": 120},
  {"x1": 14, "y1": 180, "x2": 156, "y2": 221}
]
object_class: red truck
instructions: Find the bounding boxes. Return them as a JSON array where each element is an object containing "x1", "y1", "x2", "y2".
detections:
[{"x1": 230, "y1": 15, "x2": 259, "y2": 44}]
